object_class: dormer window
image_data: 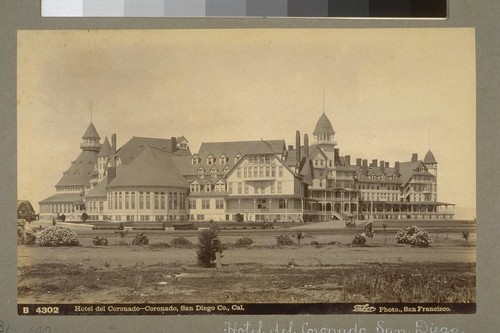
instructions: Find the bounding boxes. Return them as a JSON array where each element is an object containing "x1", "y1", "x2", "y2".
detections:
[
  {"x1": 223, "y1": 166, "x2": 229, "y2": 174},
  {"x1": 207, "y1": 154, "x2": 215, "y2": 165},
  {"x1": 192, "y1": 155, "x2": 201, "y2": 165},
  {"x1": 235, "y1": 153, "x2": 241, "y2": 163},
  {"x1": 219, "y1": 155, "x2": 228, "y2": 164},
  {"x1": 197, "y1": 167, "x2": 204, "y2": 177}
]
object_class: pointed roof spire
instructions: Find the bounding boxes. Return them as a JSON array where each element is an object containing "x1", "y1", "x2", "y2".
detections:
[
  {"x1": 424, "y1": 150, "x2": 437, "y2": 164},
  {"x1": 82, "y1": 122, "x2": 100, "y2": 140},
  {"x1": 313, "y1": 113, "x2": 335, "y2": 136},
  {"x1": 98, "y1": 136, "x2": 112, "y2": 157}
]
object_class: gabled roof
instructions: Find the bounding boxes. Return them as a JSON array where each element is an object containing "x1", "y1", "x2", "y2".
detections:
[
  {"x1": 98, "y1": 137, "x2": 112, "y2": 157},
  {"x1": 313, "y1": 112, "x2": 335, "y2": 136},
  {"x1": 86, "y1": 176, "x2": 108, "y2": 198},
  {"x1": 116, "y1": 136, "x2": 192, "y2": 166},
  {"x1": 55, "y1": 150, "x2": 98, "y2": 188},
  {"x1": 198, "y1": 140, "x2": 285, "y2": 159},
  {"x1": 82, "y1": 122, "x2": 100, "y2": 140},
  {"x1": 424, "y1": 150, "x2": 438, "y2": 164},
  {"x1": 17, "y1": 200, "x2": 35, "y2": 212},
  {"x1": 398, "y1": 161, "x2": 432, "y2": 185},
  {"x1": 107, "y1": 147, "x2": 188, "y2": 189},
  {"x1": 178, "y1": 139, "x2": 286, "y2": 177},
  {"x1": 39, "y1": 192, "x2": 84, "y2": 204}
]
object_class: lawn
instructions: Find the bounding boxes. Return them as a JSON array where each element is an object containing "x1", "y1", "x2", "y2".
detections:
[{"x1": 17, "y1": 227, "x2": 476, "y2": 304}]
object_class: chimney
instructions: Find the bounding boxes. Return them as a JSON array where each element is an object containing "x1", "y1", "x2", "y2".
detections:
[
  {"x1": 107, "y1": 167, "x2": 116, "y2": 184},
  {"x1": 111, "y1": 133, "x2": 117, "y2": 167},
  {"x1": 372, "y1": 159, "x2": 377, "y2": 167},
  {"x1": 380, "y1": 160, "x2": 385, "y2": 173},
  {"x1": 296, "y1": 130, "x2": 301, "y2": 163},
  {"x1": 411, "y1": 153, "x2": 418, "y2": 162},
  {"x1": 171, "y1": 137, "x2": 177, "y2": 152},
  {"x1": 395, "y1": 161, "x2": 400, "y2": 176},
  {"x1": 304, "y1": 134, "x2": 309, "y2": 158},
  {"x1": 288, "y1": 145, "x2": 293, "y2": 151},
  {"x1": 385, "y1": 162, "x2": 389, "y2": 168},
  {"x1": 334, "y1": 148, "x2": 340, "y2": 166},
  {"x1": 362, "y1": 159, "x2": 368, "y2": 175},
  {"x1": 356, "y1": 158, "x2": 362, "y2": 166},
  {"x1": 345, "y1": 155, "x2": 351, "y2": 166}
]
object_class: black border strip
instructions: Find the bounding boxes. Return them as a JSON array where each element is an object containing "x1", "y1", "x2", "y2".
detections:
[{"x1": 19, "y1": 303, "x2": 475, "y2": 315}]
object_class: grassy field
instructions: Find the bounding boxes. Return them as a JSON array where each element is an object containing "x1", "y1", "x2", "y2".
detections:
[{"x1": 17, "y1": 224, "x2": 476, "y2": 304}]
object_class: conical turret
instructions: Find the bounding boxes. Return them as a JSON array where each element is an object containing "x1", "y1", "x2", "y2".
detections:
[{"x1": 80, "y1": 122, "x2": 101, "y2": 152}]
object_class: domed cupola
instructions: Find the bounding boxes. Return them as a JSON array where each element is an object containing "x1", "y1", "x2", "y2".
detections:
[{"x1": 313, "y1": 112, "x2": 336, "y2": 144}]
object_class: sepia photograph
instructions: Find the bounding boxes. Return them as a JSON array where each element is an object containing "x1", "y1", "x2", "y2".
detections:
[{"x1": 16, "y1": 28, "x2": 476, "y2": 315}]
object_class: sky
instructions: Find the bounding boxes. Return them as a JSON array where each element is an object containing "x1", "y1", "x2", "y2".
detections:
[{"x1": 17, "y1": 28, "x2": 476, "y2": 218}]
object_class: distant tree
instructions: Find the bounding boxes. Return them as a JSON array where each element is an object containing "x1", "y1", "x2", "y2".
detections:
[
  {"x1": 197, "y1": 223, "x2": 224, "y2": 268},
  {"x1": 81, "y1": 212, "x2": 89, "y2": 223}
]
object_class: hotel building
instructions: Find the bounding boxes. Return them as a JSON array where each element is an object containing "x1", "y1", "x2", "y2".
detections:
[{"x1": 38, "y1": 113, "x2": 455, "y2": 222}]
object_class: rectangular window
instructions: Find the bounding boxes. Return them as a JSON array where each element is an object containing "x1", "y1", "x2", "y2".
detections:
[
  {"x1": 125, "y1": 192, "x2": 129, "y2": 209},
  {"x1": 216, "y1": 199, "x2": 224, "y2": 209},
  {"x1": 237, "y1": 168, "x2": 241, "y2": 178},
  {"x1": 131, "y1": 192, "x2": 135, "y2": 210},
  {"x1": 168, "y1": 192, "x2": 173, "y2": 209},
  {"x1": 197, "y1": 214, "x2": 204, "y2": 221},
  {"x1": 253, "y1": 167, "x2": 258, "y2": 177},
  {"x1": 114, "y1": 192, "x2": 118, "y2": 209},
  {"x1": 202, "y1": 199, "x2": 210, "y2": 209},
  {"x1": 272, "y1": 167, "x2": 276, "y2": 177},
  {"x1": 160, "y1": 192, "x2": 165, "y2": 209},
  {"x1": 228, "y1": 183, "x2": 233, "y2": 194},
  {"x1": 99, "y1": 202, "x2": 103, "y2": 211},
  {"x1": 154, "y1": 192, "x2": 159, "y2": 209},
  {"x1": 139, "y1": 192, "x2": 144, "y2": 209},
  {"x1": 238, "y1": 183, "x2": 242, "y2": 194},
  {"x1": 243, "y1": 167, "x2": 247, "y2": 178},
  {"x1": 277, "y1": 182, "x2": 282, "y2": 193},
  {"x1": 265, "y1": 167, "x2": 270, "y2": 177},
  {"x1": 118, "y1": 192, "x2": 122, "y2": 209},
  {"x1": 173, "y1": 192, "x2": 178, "y2": 209},
  {"x1": 279, "y1": 199, "x2": 286, "y2": 209},
  {"x1": 259, "y1": 167, "x2": 264, "y2": 177},
  {"x1": 270, "y1": 183, "x2": 275, "y2": 193},
  {"x1": 146, "y1": 192, "x2": 151, "y2": 209},
  {"x1": 244, "y1": 183, "x2": 249, "y2": 194},
  {"x1": 279, "y1": 167, "x2": 283, "y2": 177},
  {"x1": 189, "y1": 199, "x2": 197, "y2": 209}
]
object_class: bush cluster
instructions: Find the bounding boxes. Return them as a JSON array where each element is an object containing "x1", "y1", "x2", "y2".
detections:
[
  {"x1": 131, "y1": 232, "x2": 149, "y2": 246},
  {"x1": 92, "y1": 236, "x2": 108, "y2": 246},
  {"x1": 276, "y1": 234, "x2": 294, "y2": 246},
  {"x1": 170, "y1": 237, "x2": 193, "y2": 248},
  {"x1": 235, "y1": 237, "x2": 254, "y2": 247},
  {"x1": 197, "y1": 229, "x2": 224, "y2": 268},
  {"x1": 395, "y1": 226, "x2": 432, "y2": 247},
  {"x1": 35, "y1": 226, "x2": 80, "y2": 247},
  {"x1": 352, "y1": 233, "x2": 367, "y2": 246}
]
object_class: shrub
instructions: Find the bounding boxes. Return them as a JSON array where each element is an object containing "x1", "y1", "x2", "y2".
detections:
[
  {"x1": 35, "y1": 226, "x2": 80, "y2": 247},
  {"x1": 197, "y1": 229, "x2": 224, "y2": 268},
  {"x1": 276, "y1": 234, "x2": 294, "y2": 246},
  {"x1": 395, "y1": 226, "x2": 432, "y2": 247},
  {"x1": 81, "y1": 212, "x2": 89, "y2": 222},
  {"x1": 352, "y1": 233, "x2": 367, "y2": 246},
  {"x1": 235, "y1": 237, "x2": 254, "y2": 247},
  {"x1": 131, "y1": 232, "x2": 149, "y2": 246},
  {"x1": 92, "y1": 236, "x2": 108, "y2": 246},
  {"x1": 171, "y1": 237, "x2": 193, "y2": 248}
]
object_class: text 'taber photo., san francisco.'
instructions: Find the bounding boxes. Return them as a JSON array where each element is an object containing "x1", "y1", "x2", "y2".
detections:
[{"x1": 16, "y1": 29, "x2": 476, "y2": 315}]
